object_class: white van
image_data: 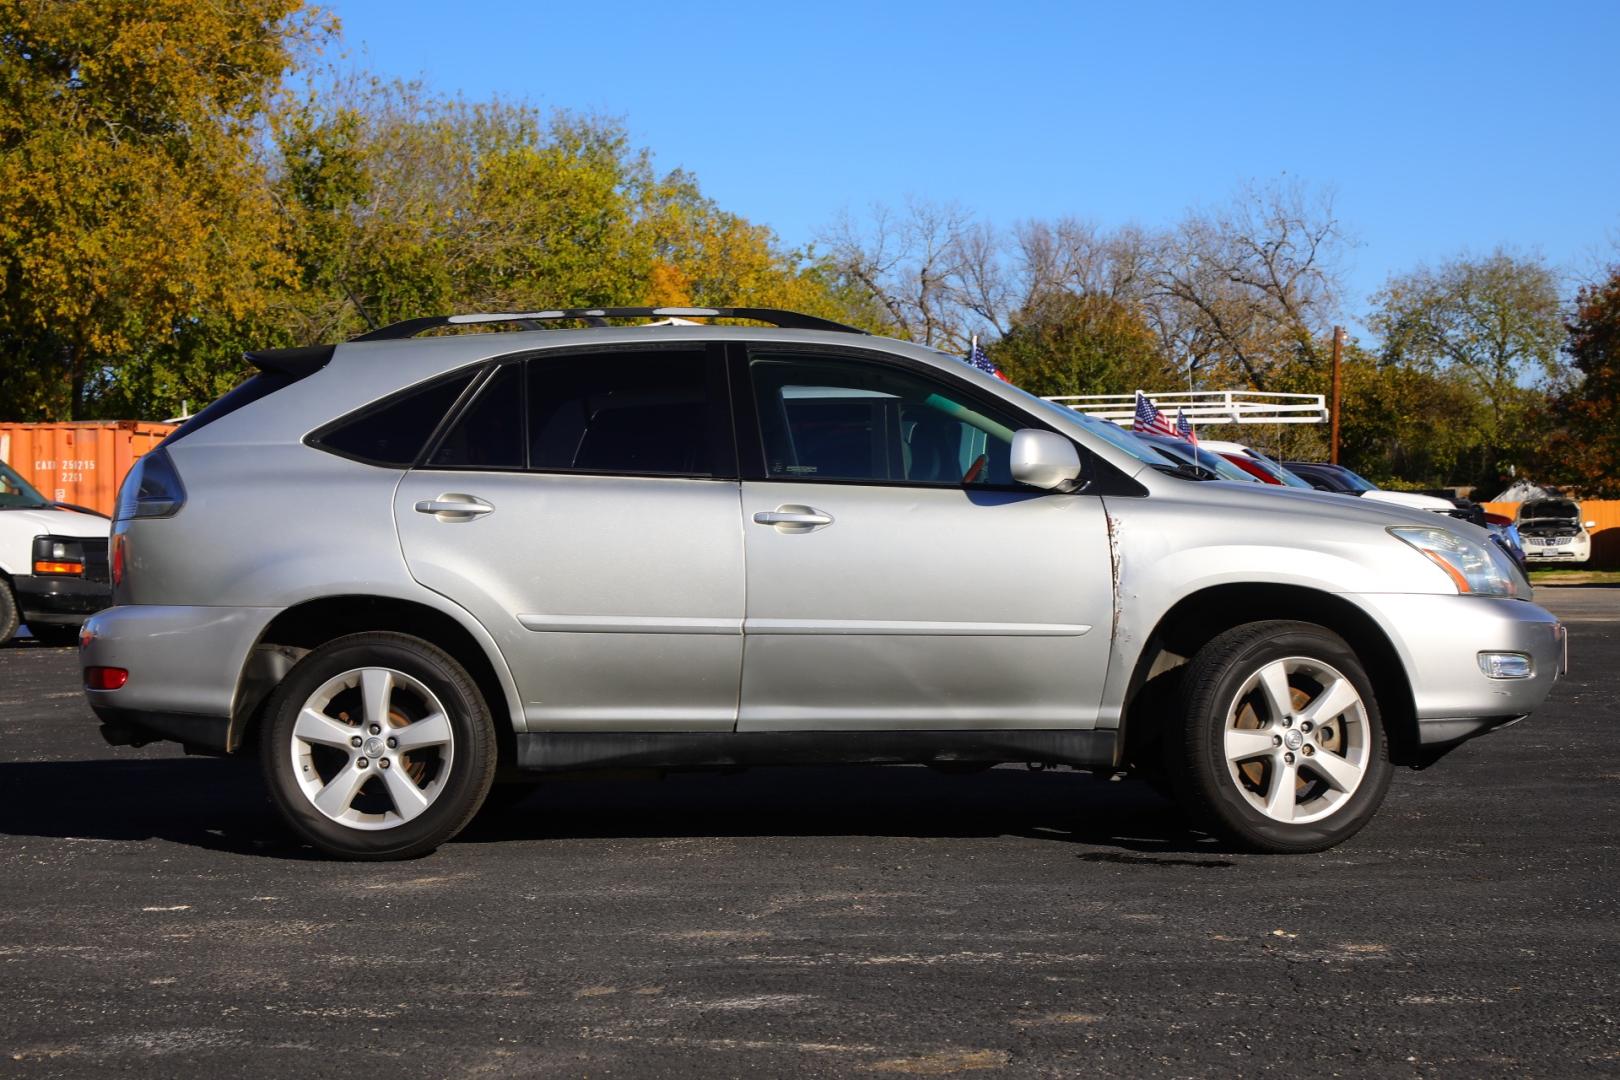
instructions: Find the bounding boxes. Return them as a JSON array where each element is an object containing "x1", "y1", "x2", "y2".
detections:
[{"x1": 0, "y1": 460, "x2": 111, "y2": 645}]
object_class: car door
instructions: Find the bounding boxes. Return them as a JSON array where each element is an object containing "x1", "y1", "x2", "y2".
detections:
[
  {"x1": 394, "y1": 344, "x2": 746, "y2": 732},
  {"x1": 733, "y1": 345, "x2": 1114, "y2": 731}
]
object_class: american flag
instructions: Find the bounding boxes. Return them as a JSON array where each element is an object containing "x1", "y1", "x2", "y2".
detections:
[
  {"x1": 1176, "y1": 407, "x2": 1197, "y2": 445},
  {"x1": 965, "y1": 338, "x2": 1008, "y2": 381},
  {"x1": 1133, "y1": 391, "x2": 1177, "y2": 437}
]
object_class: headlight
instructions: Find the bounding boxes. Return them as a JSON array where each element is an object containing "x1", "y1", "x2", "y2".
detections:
[{"x1": 1389, "y1": 526, "x2": 1522, "y2": 598}]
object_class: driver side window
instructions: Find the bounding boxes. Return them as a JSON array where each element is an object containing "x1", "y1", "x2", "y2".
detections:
[{"x1": 749, "y1": 353, "x2": 1019, "y2": 487}]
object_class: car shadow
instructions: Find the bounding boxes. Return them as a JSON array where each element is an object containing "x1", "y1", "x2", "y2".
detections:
[{"x1": 0, "y1": 758, "x2": 1232, "y2": 863}]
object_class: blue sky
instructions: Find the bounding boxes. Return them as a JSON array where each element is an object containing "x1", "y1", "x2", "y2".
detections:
[{"x1": 325, "y1": 0, "x2": 1619, "y2": 320}]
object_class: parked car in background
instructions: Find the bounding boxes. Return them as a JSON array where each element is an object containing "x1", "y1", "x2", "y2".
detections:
[
  {"x1": 1199, "y1": 440, "x2": 1316, "y2": 488},
  {"x1": 82, "y1": 306, "x2": 1564, "y2": 860},
  {"x1": 1283, "y1": 461, "x2": 1459, "y2": 515},
  {"x1": 1517, "y1": 499, "x2": 1594, "y2": 565},
  {"x1": 1284, "y1": 461, "x2": 1527, "y2": 570},
  {"x1": 0, "y1": 461, "x2": 112, "y2": 645}
]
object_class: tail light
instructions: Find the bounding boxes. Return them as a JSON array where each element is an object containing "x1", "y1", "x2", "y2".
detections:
[
  {"x1": 85, "y1": 667, "x2": 129, "y2": 690},
  {"x1": 115, "y1": 448, "x2": 186, "y2": 521},
  {"x1": 112, "y1": 533, "x2": 126, "y2": 587}
]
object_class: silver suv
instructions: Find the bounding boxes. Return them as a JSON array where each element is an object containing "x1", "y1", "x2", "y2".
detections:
[{"x1": 80, "y1": 307, "x2": 1566, "y2": 859}]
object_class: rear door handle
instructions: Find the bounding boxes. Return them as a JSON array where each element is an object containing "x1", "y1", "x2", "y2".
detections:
[
  {"x1": 415, "y1": 496, "x2": 495, "y2": 518},
  {"x1": 753, "y1": 506, "x2": 833, "y2": 528}
]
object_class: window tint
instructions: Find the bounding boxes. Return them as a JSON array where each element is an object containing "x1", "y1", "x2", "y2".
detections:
[
  {"x1": 750, "y1": 354, "x2": 1021, "y2": 487},
  {"x1": 428, "y1": 365, "x2": 525, "y2": 469},
  {"x1": 316, "y1": 371, "x2": 476, "y2": 466},
  {"x1": 528, "y1": 350, "x2": 716, "y2": 476}
]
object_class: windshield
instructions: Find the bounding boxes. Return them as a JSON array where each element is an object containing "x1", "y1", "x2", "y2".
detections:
[
  {"x1": 1012, "y1": 389, "x2": 1165, "y2": 467},
  {"x1": 0, "y1": 462, "x2": 49, "y2": 509},
  {"x1": 1334, "y1": 467, "x2": 1378, "y2": 492},
  {"x1": 1140, "y1": 435, "x2": 1256, "y2": 481},
  {"x1": 1250, "y1": 457, "x2": 1314, "y2": 489}
]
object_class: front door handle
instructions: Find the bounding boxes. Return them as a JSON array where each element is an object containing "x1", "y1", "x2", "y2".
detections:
[
  {"x1": 415, "y1": 496, "x2": 495, "y2": 519},
  {"x1": 753, "y1": 506, "x2": 834, "y2": 529}
]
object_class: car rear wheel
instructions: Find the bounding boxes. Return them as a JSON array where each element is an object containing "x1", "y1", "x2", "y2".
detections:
[
  {"x1": 260, "y1": 632, "x2": 496, "y2": 860},
  {"x1": 1170, "y1": 620, "x2": 1392, "y2": 853}
]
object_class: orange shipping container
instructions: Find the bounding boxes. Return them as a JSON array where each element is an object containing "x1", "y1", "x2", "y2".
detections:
[{"x1": 0, "y1": 421, "x2": 177, "y2": 518}]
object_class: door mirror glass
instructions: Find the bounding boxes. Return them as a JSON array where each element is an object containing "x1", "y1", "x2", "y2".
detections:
[{"x1": 1010, "y1": 429, "x2": 1082, "y2": 491}]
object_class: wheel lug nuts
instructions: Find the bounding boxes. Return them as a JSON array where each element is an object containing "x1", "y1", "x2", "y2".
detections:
[
  {"x1": 356, "y1": 757, "x2": 369, "y2": 769},
  {"x1": 350, "y1": 735, "x2": 363, "y2": 748},
  {"x1": 386, "y1": 737, "x2": 398, "y2": 749},
  {"x1": 1302, "y1": 745, "x2": 1314, "y2": 756},
  {"x1": 369, "y1": 724, "x2": 381, "y2": 735},
  {"x1": 1284, "y1": 752, "x2": 1295, "y2": 764},
  {"x1": 1272, "y1": 734, "x2": 1283, "y2": 746},
  {"x1": 1282, "y1": 716, "x2": 1292, "y2": 727},
  {"x1": 379, "y1": 758, "x2": 390, "y2": 769},
  {"x1": 1300, "y1": 720, "x2": 1313, "y2": 733}
]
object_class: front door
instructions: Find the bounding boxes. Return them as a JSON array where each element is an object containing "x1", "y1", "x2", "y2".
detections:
[
  {"x1": 394, "y1": 345, "x2": 745, "y2": 732},
  {"x1": 734, "y1": 348, "x2": 1115, "y2": 731}
]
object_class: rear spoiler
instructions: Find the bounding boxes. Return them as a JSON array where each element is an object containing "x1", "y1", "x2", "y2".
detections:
[{"x1": 244, "y1": 344, "x2": 336, "y2": 377}]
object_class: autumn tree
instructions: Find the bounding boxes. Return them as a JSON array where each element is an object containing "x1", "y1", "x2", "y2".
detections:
[
  {"x1": 0, "y1": 0, "x2": 331, "y2": 418},
  {"x1": 1543, "y1": 266, "x2": 1620, "y2": 496}
]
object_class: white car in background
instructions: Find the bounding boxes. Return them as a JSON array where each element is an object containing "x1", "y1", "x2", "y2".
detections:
[{"x1": 1516, "y1": 499, "x2": 1595, "y2": 565}]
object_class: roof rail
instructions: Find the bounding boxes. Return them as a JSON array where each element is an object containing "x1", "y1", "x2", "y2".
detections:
[{"x1": 349, "y1": 306, "x2": 868, "y2": 342}]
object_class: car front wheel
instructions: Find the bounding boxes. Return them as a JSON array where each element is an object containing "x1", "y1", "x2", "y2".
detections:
[
  {"x1": 1171, "y1": 620, "x2": 1392, "y2": 853},
  {"x1": 261, "y1": 632, "x2": 496, "y2": 860}
]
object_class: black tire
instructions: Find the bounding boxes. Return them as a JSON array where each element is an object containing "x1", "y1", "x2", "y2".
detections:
[
  {"x1": 1169, "y1": 620, "x2": 1392, "y2": 854},
  {"x1": 0, "y1": 582, "x2": 18, "y2": 645},
  {"x1": 30, "y1": 623, "x2": 82, "y2": 648},
  {"x1": 260, "y1": 632, "x2": 497, "y2": 860}
]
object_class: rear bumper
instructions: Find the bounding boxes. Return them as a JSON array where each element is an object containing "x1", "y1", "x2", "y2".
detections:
[
  {"x1": 79, "y1": 604, "x2": 280, "y2": 751},
  {"x1": 14, "y1": 574, "x2": 111, "y2": 624}
]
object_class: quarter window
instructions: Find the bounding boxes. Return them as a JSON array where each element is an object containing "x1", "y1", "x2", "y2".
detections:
[
  {"x1": 749, "y1": 354, "x2": 1021, "y2": 487},
  {"x1": 314, "y1": 371, "x2": 476, "y2": 466}
]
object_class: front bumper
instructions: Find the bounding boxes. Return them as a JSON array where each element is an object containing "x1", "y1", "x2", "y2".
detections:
[
  {"x1": 1348, "y1": 593, "x2": 1565, "y2": 747},
  {"x1": 79, "y1": 604, "x2": 280, "y2": 752},
  {"x1": 13, "y1": 574, "x2": 111, "y2": 625}
]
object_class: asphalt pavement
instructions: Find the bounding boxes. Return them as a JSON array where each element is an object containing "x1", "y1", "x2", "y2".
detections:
[{"x1": 1, "y1": 589, "x2": 1617, "y2": 1078}]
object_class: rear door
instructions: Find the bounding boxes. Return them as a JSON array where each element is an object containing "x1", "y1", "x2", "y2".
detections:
[
  {"x1": 394, "y1": 344, "x2": 746, "y2": 732},
  {"x1": 733, "y1": 345, "x2": 1115, "y2": 731}
]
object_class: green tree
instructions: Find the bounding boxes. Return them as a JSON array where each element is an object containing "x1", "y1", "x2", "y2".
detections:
[
  {"x1": 988, "y1": 291, "x2": 1173, "y2": 397},
  {"x1": 0, "y1": 0, "x2": 331, "y2": 418},
  {"x1": 1369, "y1": 250, "x2": 1564, "y2": 484}
]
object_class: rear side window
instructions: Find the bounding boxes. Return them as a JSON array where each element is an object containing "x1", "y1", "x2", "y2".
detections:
[
  {"x1": 527, "y1": 350, "x2": 722, "y2": 477},
  {"x1": 314, "y1": 371, "x2": 477, "y2": 466}
]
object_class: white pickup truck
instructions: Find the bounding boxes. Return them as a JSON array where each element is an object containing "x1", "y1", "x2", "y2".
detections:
[{"x1": 0, "y1": 460, "x2": 111, "y2": 645}]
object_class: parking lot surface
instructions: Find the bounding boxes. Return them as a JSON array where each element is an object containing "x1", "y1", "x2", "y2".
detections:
[{"x1": 2, "y1": 588, "x2": 1617, "y2": 1078}]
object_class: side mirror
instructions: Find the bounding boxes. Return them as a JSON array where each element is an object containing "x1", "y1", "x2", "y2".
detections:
[
  {"x1": 1583, "y1": 520, "x2": 1597, "y2": 529},
  {"x1": 1010, "y1": 429, "x2": 1083, "y2": 491}
]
